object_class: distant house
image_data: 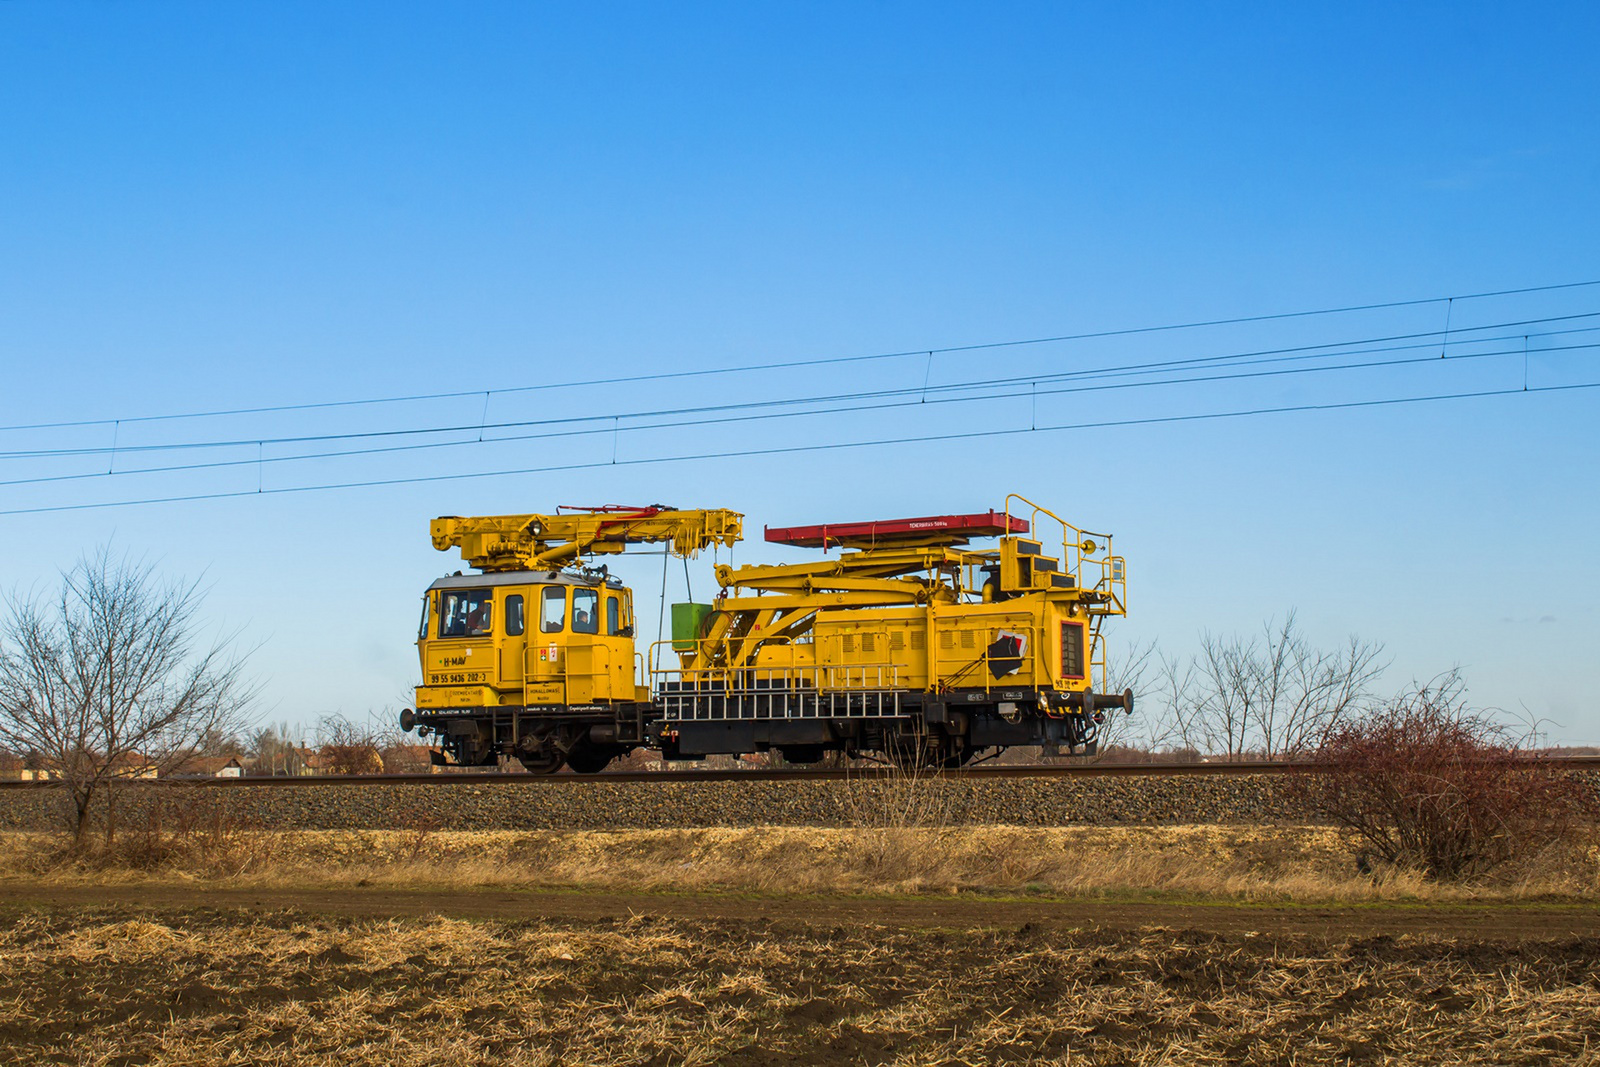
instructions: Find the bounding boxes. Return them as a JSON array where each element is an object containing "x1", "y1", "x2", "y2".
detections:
[
  {"x1": 379, "y1": 743, "x2": 435, "y2": 774},
  {"x1": 168, "y1": 755, "x2": 245, "y2": 778},
  {"x1": 107, "y1": 753, "x2": 160, "y2": 779},
  {"x1": 299, "y1": 747, "x2": 332, "y2": 775},
  {"x1": 13, "y1": 752, "x2": 158, "y2": 781}
]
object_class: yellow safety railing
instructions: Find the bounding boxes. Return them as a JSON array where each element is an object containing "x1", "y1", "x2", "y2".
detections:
[
  {"x1": 1004, "y1": 492, "x2": 1127, "y2": 613},
  {"x1": 648, "y1": 638, "x2": 904, "y2": 720},
  {"x1": 648, "y1": 637, "x2": 902, "y2": 693},
  {"x1": 1090, "y1": 625, "x2": 1108, "y2": 693}
]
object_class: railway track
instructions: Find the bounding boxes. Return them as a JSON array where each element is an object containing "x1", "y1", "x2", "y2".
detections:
[{"x1": 5, "y1": 755, "x2": 1599, "y2": 788}]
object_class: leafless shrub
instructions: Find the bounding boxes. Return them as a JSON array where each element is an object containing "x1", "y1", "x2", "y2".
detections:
[
  {"x1": 1300, "y1": 674, "x2": 1598, "y2": 881},
  {"x1": 837, "y1": 766, "x2": 963, "y2": 884},
  {"x1": 37, "y1": 785, "x2": 266, "y2": 875},
  {"x1": 0, "y1": 548, "x2": 256, "y2": 847},
  {"x1": 378, "y1": 741, "x2": 434, "y2": 774},
  {"x1": 314, "y1": 714, "x2": 383, "y2": 775}
]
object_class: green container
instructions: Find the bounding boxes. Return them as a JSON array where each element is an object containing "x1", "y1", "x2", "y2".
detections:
[{"x1": 671, "y1": 602, "x2": 712, "y2": 651}]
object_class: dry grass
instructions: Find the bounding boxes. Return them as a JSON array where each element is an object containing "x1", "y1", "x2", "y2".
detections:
[
  {"x1": 4, "y1": 822, "x2": 1598, "y2": 902},
  {"x1": 2, "y1": 908, "x2": 1598, "y2": 1065}
]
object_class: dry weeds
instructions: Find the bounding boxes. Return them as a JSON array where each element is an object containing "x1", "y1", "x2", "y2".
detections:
[
  {"x1": 1, "y1": 908, "x2": 1597, "y2": 1065},
  {"x1": 3, "y1": 823, "x2": 1597, "y2": 902}
]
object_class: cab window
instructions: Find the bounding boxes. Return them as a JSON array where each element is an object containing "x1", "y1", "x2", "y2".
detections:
[
  {"x1": 573, "y1": 588, "x2": 599, "y2": 635},
  {"x1": 418, "y1": 596, "x2": 431, "y2": 640},
  {"x1": 441, "y1": 589, "x2": 493, "y2": 637},
  {"x1": 605, "y1": 595, "x2": 620, "y2": 636},
  {"x1": 505, "y1": 594, "x2": 525, "y2": 637},
  {"x1": 541, "y1": 586, "x2": 566, "y2": 633}
]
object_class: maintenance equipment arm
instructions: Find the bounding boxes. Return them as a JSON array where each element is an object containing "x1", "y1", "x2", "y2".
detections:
[{"x1": 432, "y1": 506, "x2": 744, "y2": 572}]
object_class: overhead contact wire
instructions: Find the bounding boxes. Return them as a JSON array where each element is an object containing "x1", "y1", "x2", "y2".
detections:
[
  {"x1": 3, "y1": 277, "x2": 1597, "y2": 433},
  {"x1": 3, "y1": 311, "x2": 1594, "y2": 463},
  {"x1": 4, "y1": 379, "x2": 1598, "y2": 516},
  {"x1": 2, "y1": 333, "x2": 1597, "y2": 490}
]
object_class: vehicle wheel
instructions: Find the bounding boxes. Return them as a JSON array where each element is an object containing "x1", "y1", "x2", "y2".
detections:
[
  {"x1": 937, "y1": 742, "x2": 976, "y2": 769},
  {"x1": 884, "y1": 727, "x2": 953, "y2": 771},
  {"x1": 564, "y1": 743, "x2": 616, "y2": 775},
  {"x1": 515, "y1": 745, "x2": 565, "y2": 774}
]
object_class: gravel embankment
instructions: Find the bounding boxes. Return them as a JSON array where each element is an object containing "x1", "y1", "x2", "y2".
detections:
[
  {"x1": 0, "y1": 774, "x2": 1326, "y2": 832},
  {"x1": 4, "y1": 770, "x2": 1594, "y2": 832}
]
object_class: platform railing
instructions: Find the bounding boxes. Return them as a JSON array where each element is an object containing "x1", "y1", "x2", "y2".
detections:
[
  {"x1": 1004, "y1": 492, "x2": 1127, "y2": 612},
  {"x1": 648, "y1": 639, "x2": 903, "y2": 720}
]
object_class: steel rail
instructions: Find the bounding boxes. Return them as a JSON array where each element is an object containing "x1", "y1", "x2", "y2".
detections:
[{"x1": 3, "y1": 756, "x2": 1598, "y2": 789}]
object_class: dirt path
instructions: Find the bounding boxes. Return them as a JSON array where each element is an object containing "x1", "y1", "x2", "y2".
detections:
[{"x1": 3, "y1": 881, "x2": 1597, "y2": 940}]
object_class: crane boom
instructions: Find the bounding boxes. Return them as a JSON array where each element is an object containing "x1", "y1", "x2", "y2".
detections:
[{"x1": 431, "y1": 506, "x2": 743, "y2": 572}]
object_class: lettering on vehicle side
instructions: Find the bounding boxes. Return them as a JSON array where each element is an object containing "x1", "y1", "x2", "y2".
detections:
[{"x1": 428, "y1": 672, "x2": 489, "y2": 685}]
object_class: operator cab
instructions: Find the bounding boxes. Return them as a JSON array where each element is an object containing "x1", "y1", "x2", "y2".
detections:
[{"x1": 415, "y1": 571, "x2": 635, "y2": 712}]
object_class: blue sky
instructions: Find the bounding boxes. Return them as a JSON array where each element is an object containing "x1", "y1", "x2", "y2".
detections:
[{"x1": 2, "y1": 2, "x2": 1597, "y2": 742}]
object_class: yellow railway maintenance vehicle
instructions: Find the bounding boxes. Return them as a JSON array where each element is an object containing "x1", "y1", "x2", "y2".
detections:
[{"x1": 400, "y1": 496, "x2": 1130, "y2": 771}]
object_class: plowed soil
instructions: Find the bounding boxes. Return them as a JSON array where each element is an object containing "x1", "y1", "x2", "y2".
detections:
[{"x1": 3, "y1": 884, "x2": 1599, "y2": 1065}]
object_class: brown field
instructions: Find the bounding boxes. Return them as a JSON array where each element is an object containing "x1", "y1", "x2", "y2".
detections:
[
  {"x1": 4, "y1": 823, "x2": 1599, "y2": 901},
  {"x1": 3, "y1": 825, "x2": 1600, "y2": 1064}
]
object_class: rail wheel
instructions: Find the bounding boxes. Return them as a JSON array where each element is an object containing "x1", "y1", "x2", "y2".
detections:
[
  {"x1": 513, "y1": 729, "x2": 566, "y2": 774},
  {"x1": 515, "y1": 748, "x2": 565, "y2": 774},
  {"x1": 564, "y1": 743, "x2": 618, "y2": 775},
  {"x1": 885, "y1": 726, "x2": 963, "y2": 771}
]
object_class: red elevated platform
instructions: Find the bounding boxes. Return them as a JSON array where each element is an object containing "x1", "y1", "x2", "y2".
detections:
[{"x1": 765, "y1": 510, "x2": 1029, "y2": 550}]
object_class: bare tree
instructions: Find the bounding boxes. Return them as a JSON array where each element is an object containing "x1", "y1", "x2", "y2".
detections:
[
  {"x1": 0, "y1": 549, "x2": 255, "y2": 846},
  {"x1": 1158, "y1": 612, "x2": 1386, "y2": 759},
  {"x1": 248, "y1": 720, "x2": 308, "y2": 776},
  {"x1": 1139, "y1": 650, "x2": 1203, "y2": 754},
  {"x1": 197, "y1": 724, "x2": 248, "y2": 758},
  {"x1": 1090, "y1": 637, "x2": 1158, "y2": 755}
]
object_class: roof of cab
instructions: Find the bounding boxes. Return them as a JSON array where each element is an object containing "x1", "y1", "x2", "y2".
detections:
[{"x1": 426, "y1": 571, "x2": 626, "y2": 592}]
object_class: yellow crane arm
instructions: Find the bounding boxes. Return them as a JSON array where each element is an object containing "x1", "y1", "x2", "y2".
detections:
[
  {"x1": 714, "y1": 546, "x2": 971, "y2": 599},
  {"x1": 432, "y1": 507, "x2": 743, "y2": 572}
]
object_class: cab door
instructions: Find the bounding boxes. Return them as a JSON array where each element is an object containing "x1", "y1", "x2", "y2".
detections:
[
  {"x1": 524, "y1": 585, "x2": 568, "y2": 707},
  {"x1": 564, "y1": 586, "x2": 608, "y2": 704},
  {"x1": 602, "y1": 590, "x2": 635, "y2": 697},
  {"x1": 498, "y1": 589, "x2": 528, "y2": 699}
]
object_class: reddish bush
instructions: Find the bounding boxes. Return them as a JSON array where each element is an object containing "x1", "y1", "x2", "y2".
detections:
[{"x1": 1304, "y1": 680, "x2": 1596, "y2": 880}]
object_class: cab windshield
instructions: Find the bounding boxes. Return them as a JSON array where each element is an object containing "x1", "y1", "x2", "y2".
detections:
[{"x1": 440, "y1": 589, "x2": 493, "y2": 637}]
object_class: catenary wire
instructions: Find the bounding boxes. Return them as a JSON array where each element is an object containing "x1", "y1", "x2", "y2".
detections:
[
  {"x1": 2, "y1": 332, "x2": 1595, "y2": 492},
  {"x1": 1, "y1": 277, "x2": 1596, "y2": 434},
  {"x1": 2, "y1": 310, "x2": 1592, "y2": 462},
  {"x1": 2, "y1": 379, "x2": 1595, "y2": 516}
]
